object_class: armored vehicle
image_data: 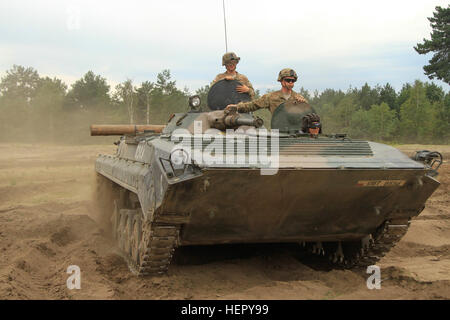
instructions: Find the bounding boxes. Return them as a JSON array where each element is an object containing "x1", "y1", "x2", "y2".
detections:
[{"x1": 91, "y1": 81, "x2": 442, "y2": 275}]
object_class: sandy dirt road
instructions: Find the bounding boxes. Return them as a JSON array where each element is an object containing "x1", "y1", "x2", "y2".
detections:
[{"x1": 0, "y1": 143, "x2": 449, "y2": 300}]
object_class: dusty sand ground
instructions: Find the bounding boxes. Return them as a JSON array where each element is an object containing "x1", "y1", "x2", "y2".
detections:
[{"x1": 0, "y1": 143, "x2": 449, "y2": 300}]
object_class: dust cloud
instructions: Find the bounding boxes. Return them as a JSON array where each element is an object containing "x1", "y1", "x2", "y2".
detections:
[{"x1": 0, "y1": 144, "x2": 449, "y2": 299}]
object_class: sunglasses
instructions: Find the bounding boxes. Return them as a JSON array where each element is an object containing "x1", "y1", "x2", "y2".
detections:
[{"x1": 283, "y1": 78, "x2": 296, "y2": 83}]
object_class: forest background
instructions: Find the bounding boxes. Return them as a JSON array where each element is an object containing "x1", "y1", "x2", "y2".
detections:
[{"x1": 0, "y1": 64, "x2": 448, "y2": 145}]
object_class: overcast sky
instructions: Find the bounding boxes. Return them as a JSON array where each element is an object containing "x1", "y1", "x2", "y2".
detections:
[{"x1": 1, "y1": 0, "x2": 448, "y2": 94}]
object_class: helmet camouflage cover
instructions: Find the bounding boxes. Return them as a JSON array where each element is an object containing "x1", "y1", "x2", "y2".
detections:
[
  {"x1": 278, "y1": 68, "x2": 298, "y2": 81},
  {"x1": 222, "y1": 52, "x2": 241, "y2": 66}
]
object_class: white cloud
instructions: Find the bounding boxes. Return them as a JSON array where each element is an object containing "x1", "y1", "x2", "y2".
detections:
[{"x1": 0, "y1": 0, "x2": 448, "y2": 92}]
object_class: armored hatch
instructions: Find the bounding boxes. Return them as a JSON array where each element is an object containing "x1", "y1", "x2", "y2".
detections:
[
  {"x1": 207, "y1": 79, "x2": 251, "y2": 110},
  {"x1": 271, "y1": 101, "x2": 317, "y2": 132}
]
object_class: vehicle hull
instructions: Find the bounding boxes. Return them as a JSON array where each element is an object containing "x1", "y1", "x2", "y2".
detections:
[{"x1": 160, "y1": 168, "x2": 439, "y2": 245}]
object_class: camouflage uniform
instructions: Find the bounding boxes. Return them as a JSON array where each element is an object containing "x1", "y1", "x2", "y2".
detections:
[
  {"x1": 236, "y1": 90, "x2": 307, "y2": 114},
  {"x1": 210, "y1": 72, "x2": 256, "y2": 99}
]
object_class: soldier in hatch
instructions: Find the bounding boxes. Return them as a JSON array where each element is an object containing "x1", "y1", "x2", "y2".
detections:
[
  {"x1": 225, "y1": 68, "x2": 308, "y2": 114},
  {"x1": 211, "y1": 52, "x2": 256, "y2": 99},
  {"x1": 226, "y1": 68, "x2": 321, "y2": 134}
]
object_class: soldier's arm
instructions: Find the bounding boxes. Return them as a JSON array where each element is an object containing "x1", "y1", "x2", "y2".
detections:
[
  {"x1": 294, "y1": 92, "x2": 308, "y2": 103},
  {"x1": 210, "y1": 74, "x2": 222, "y2": 87},
  {"x1": 236, "y1": 94, "x2": 269, "y2": 113},
  {"x1": 240, "y1": 75, "x2": 255, "y2": 99}
]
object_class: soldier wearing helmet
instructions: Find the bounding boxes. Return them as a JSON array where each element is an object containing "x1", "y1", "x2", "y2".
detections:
[
  {"x1": 225, "y1": 68, "x2": 307, "y2": 114},
  {"x1": 211, "y1": 52, "x2": 255, "y2": 99}
]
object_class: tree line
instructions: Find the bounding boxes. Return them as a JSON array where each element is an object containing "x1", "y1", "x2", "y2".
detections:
[
  {"x1": 0, "y1": 64, "x2": 448, "y2": 144},
  {"x1": 302, "y1": 81, "x2": 449, "y2": 144}
]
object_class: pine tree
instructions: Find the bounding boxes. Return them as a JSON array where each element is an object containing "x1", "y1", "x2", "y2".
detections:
[
  {"x1": 414, "y1": 5, "x2": 450, "y2": 84},
  {"x1": 399, "y1": 81, "x2": 433, "y2": 143}
]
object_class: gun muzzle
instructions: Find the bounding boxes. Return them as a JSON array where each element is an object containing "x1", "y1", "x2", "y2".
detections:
[
  {"x1": 90, "y1": 124, "x2": 166, "y2": 136},
  {"x1": 224, "y1": 115, "x2": 264, "y2": 128}
]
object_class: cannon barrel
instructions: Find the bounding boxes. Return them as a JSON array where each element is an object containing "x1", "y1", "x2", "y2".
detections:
[
  {"x1": 90, "y1": 124, "x2": 166, "y2": 136},
  {"x1": 234, "y1": 116, "x2": 264, "y2": 128},
  {"x1": 224, "y1": 115, "x2": 264, "y2": 128}
]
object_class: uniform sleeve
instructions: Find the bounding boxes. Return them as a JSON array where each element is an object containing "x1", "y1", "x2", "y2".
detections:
[
  {"x1": 293, "y1": 92, "x2": 308, "y2": 103},
  {"x1": 236, "y1": 94, "x2": 270, "y2": 113},
  {"x1": 239, "y1": 75, "x2": 255, "y2": 99},
  {"x1": 210, "y1": 74, "x2": 222, "y2": 87}
]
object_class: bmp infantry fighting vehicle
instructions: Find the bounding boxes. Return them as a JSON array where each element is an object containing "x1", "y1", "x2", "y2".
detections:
[{"x1": 91, "y1": 80, "x2": 442, "y2": 275}]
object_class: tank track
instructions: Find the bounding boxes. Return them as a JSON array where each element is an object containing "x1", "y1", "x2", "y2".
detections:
[
  {"x1": 305, "y1": 219, "x2": 411, "y2": 268},
  {"x1": 96, "y1": 172, "x2": 179, "y2": 277},
  {"x1": 114, "y1": 204, "x2": 180, "y2": 276},
  {"x1": 354, "y1": 220, "x2": 410, "y2": 267},
  {"x1": 132, "y1": 223, "x2": 179, "y2": 276}
]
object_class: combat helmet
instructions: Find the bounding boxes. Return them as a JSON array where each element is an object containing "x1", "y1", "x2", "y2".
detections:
[
  {"x1": 222, "y1": 52, "x2": 240, "y2": 66},
  {"x1": 278, "y1": 68, "x2": 298, "y2": 82}
]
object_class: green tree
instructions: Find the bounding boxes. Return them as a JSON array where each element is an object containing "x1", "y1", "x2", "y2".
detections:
[
  {"x1": 115, "y1": 79, "x2": 137, "y2": 124},
  {"x1": 396, "y1": 83, "x2": 412, "y2": 113},
  {"x1": 399, "y1": 80, "x2": 433, "y2": 142},
  {"x1": 356, "y1": 83, "x2": 380, "y2": 110},
  {"x1": 379, "y1": 83, "x2": 398, "y2": 112},
  {"x1": 365, "y1": 103, "x2": 398, "y2": 141},
  {"x1": 324, "y1": 93, "x2": 358, "y2": 133},
  {"x1": 146, "y1": 70, "x2": 189, "y2": 123},
  {"x1": 33, "y1": 77, "x2": 68, "y2": 140},
  {"x1": 297, "y1": 87, "x2": 311, "y2": 102},
  {"x1": 414, "y1": 5, "x2": 450, "y2": 84},
  {"x1": 66, "y1": 71, "x2": 111, "y2": 109},
  {"x1": 349, "y1": 109, "x2": 370, "y2": 138},
  {"x1": 0, "y1": 65, "x2": 41, "y2": 140},
  {"x1": 314, "y1": 89, "x2": 346, "y2": 107},
  {"x1": 155, "y1": 69, "x2": 177, "y2": 95},
  {"x1": 425, "y1": 82, "x2": 445, "y2": 103},
  {"x1": 310, "y1": 89, "x2": 345, "y2": 122},
  {"x1": 429, "y1": 92, "x2": 450, "y2": 142},
  {"x1": 136, "y1": 81, "x2": 155, "y2": 124},
  {"x1": 0, "y1": 65, "x2": 40, "y2": 101},
  {"x1": 195, "y1": 85, "x2": 210, "y2": 111}
]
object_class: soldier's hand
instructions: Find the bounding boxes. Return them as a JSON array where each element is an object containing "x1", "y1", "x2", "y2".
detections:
[
  {"x1": 236, "y1": 85, "x2": 249, "y2": 93},
  {"x1": 225, "y1": 75, "x2": 234, "y2": 81},
  {"x1": 225, "y1": 104, "x2": 237, "y2": 112},
  {"x1": 295, "y1": 96, "x2": 308, "y2": 104}
]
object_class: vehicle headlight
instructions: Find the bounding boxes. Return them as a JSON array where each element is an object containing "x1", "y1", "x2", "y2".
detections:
[
  {"x1": 189, "y1": 95, "x2": 201, "y2": 109},
  {"x1": 170, "y1": 147, "x2": 191, "y2": 166}
]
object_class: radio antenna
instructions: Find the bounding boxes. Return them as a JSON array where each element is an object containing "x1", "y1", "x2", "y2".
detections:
[{"x1": 222, "y1": 0, "x2": 228, "y2": 52}]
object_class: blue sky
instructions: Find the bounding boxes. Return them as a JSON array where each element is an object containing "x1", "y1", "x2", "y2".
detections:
[{"x1": 1, "y1": 0, "x2": 448, "y2": 94}]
